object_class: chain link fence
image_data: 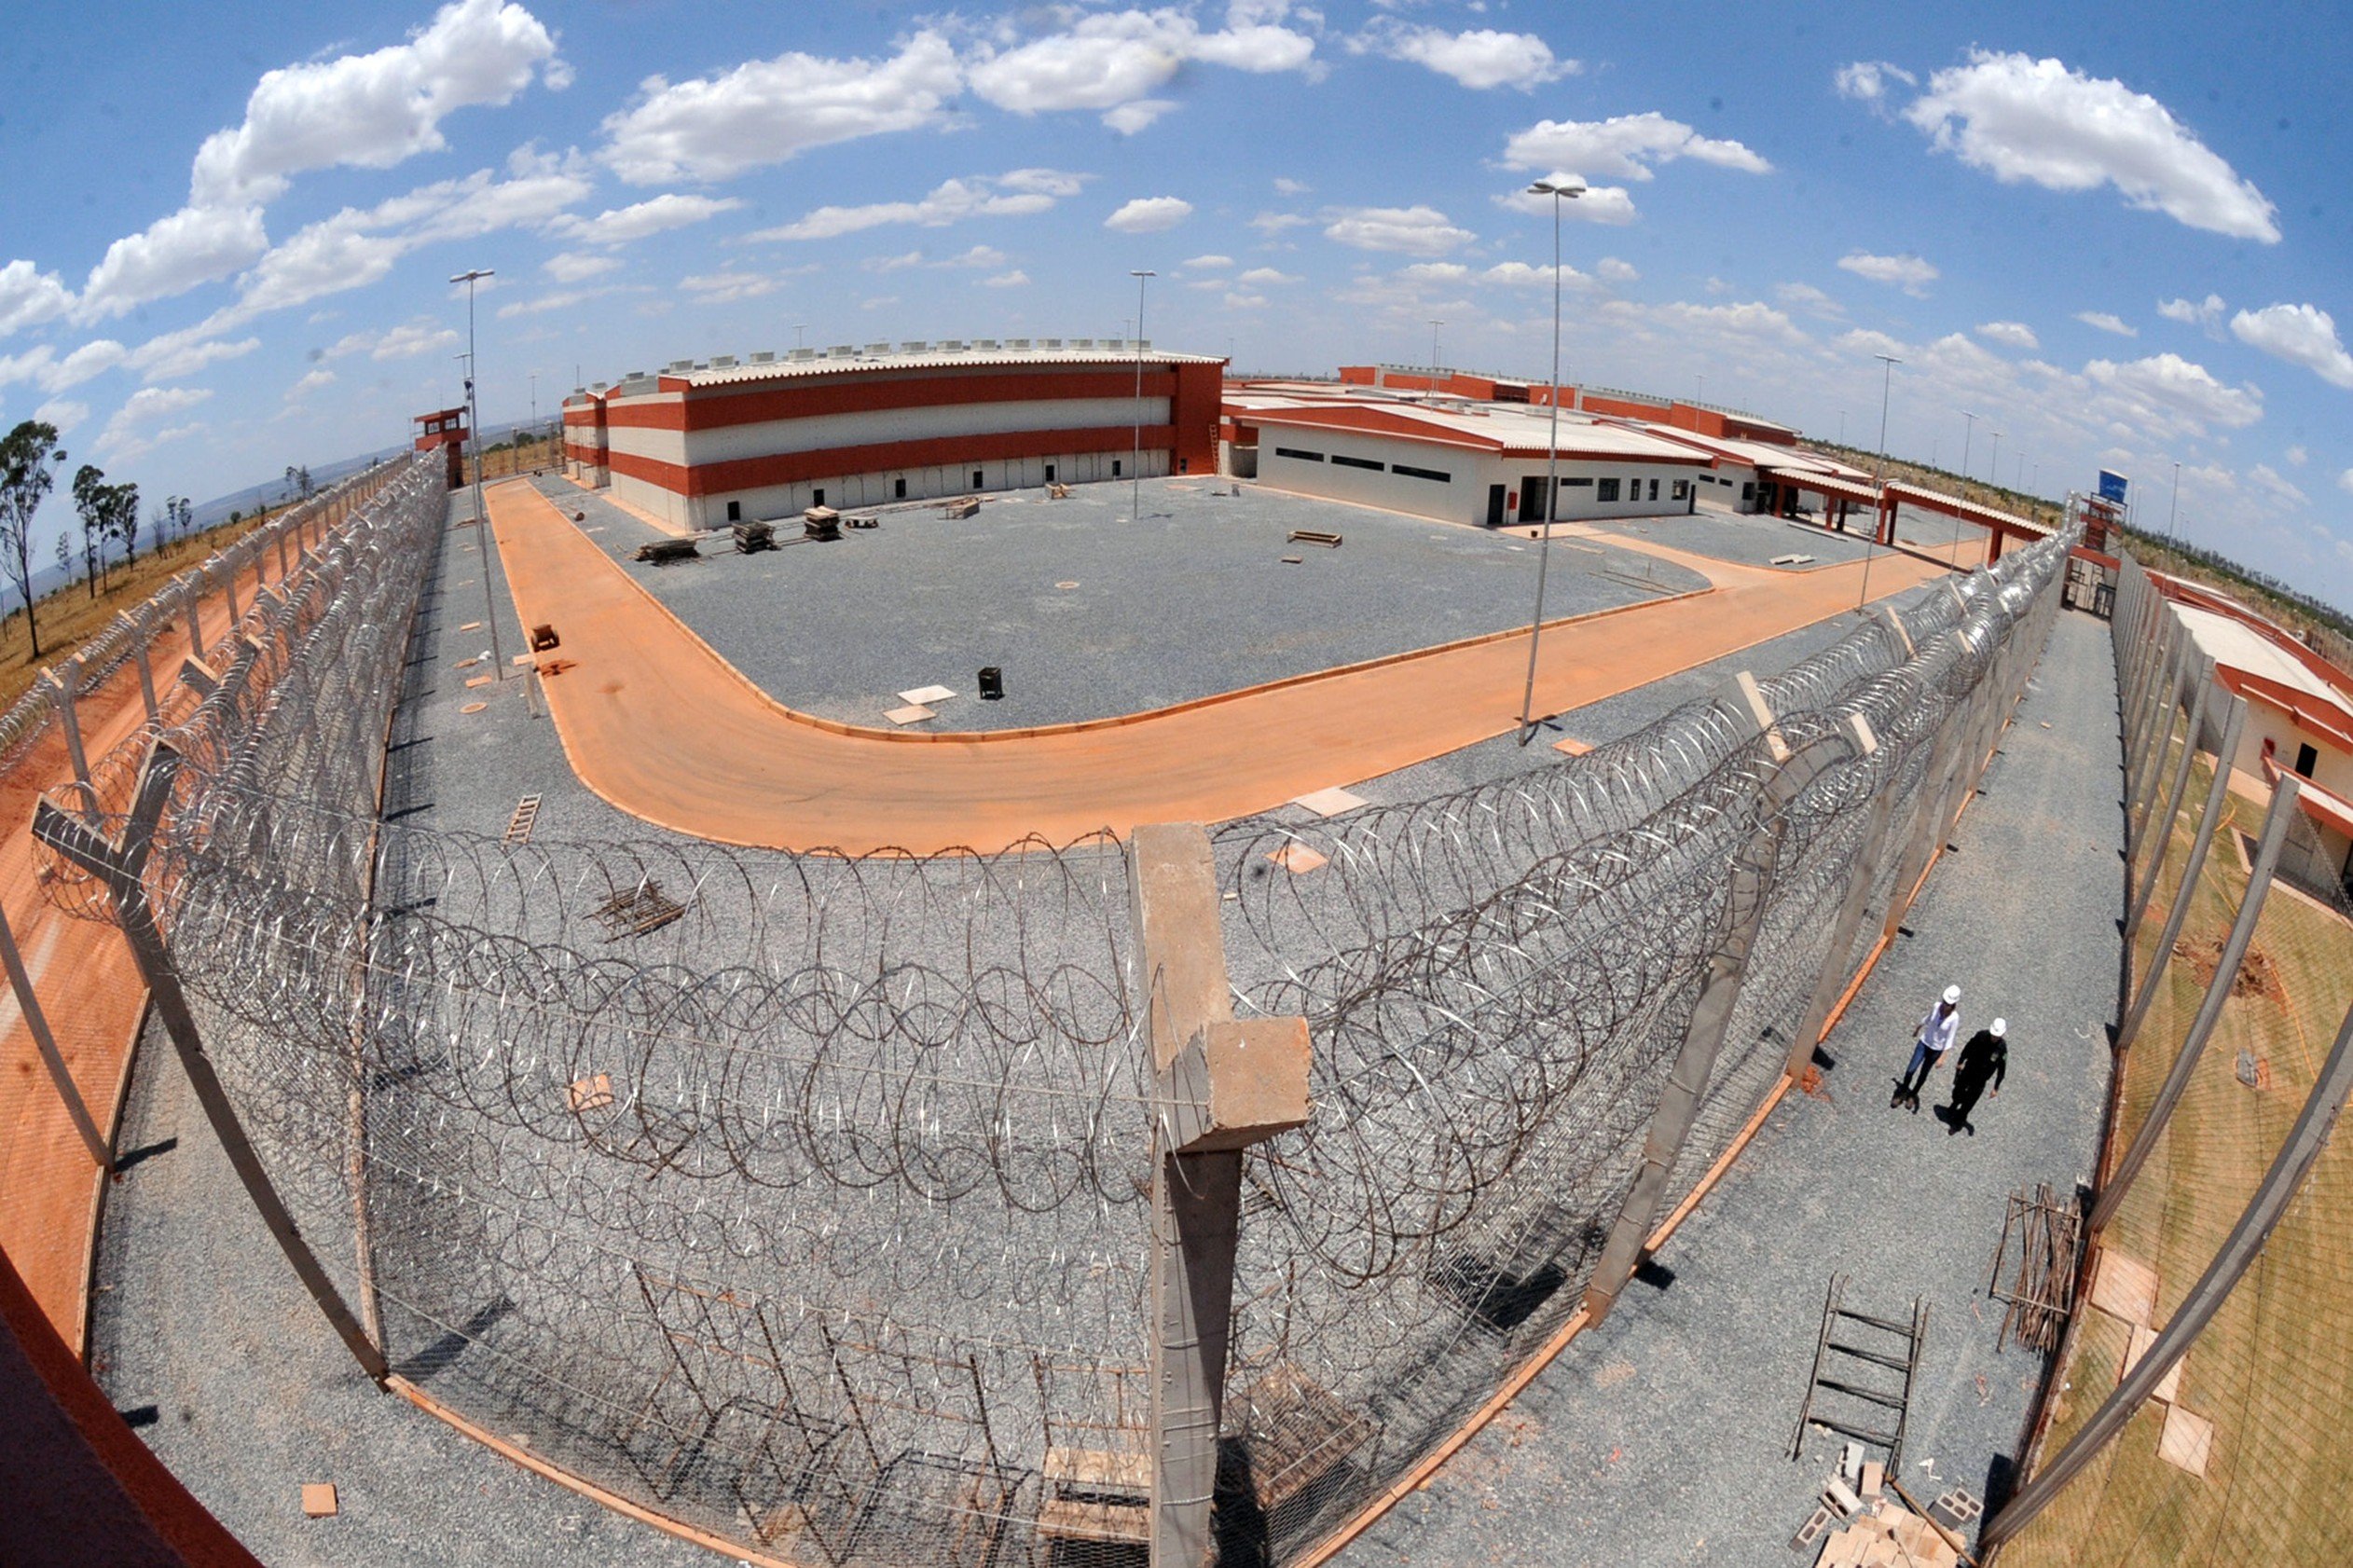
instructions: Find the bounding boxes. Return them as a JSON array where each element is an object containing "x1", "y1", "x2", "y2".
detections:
[{"x1": 36, "y1": 470, "x2": 2075, "y2": 1566}]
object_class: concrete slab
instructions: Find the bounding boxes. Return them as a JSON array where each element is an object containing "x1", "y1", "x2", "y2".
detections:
[
  {"x1": 884, "y1": 703, "x2": 936, "y2": 725},
  {"x1": 1291, "y1": 786, "x2": 1368, "y2": 818}
]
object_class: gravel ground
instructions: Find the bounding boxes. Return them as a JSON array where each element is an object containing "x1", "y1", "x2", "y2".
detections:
[
  {"x1": 83, "y1": 480, "x2": 2014, "y2": 1567},
  {"x1": 529, "y1": 475, "x2": 1708, "y2": 732},
  {"x1": 1589, "y1": 507, "x2": 1878, "y2": 570},
  {"x1": 1350, "y1": 606, "x2": 2121, "y2": 1565}
]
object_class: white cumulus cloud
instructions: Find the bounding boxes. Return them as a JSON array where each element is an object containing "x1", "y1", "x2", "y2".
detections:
[
  {"x1": 750, "y1": 171, "x2": 1088, "y2": 243},
  {"x1": 2084, "y1": 352, "x2": 2262, "y2": 433},
  {"x1": 1502, "y1": 112, "x2": 1771, "y2": 181},
  {"x1": 2229, "y1": 303, "x2": 2353, "y2": 390},
  {"x1": 1976, "y1": 321, "x2": 2039, "y2": 350},
  {"x1": 1105, "y1": 197, "x2": 1194, "y2": 234},
  {"x1": 1837, "y1": 251, "x2": 1939, "y2": 296},
  {"x1": 550, "y1": 193, "x2": 743, "y2": 247},
  {"x1": 600, "y1": 32, "x2": 962, "y2": 185},
  {"x1": 2157, "y1": 293, "x2": 2227, "y2": 336},
  {"x1": 544, "y1": 252, "x2": 621, "y2": 284},
  {"x1": 1323, "y1": 205, "x2": 1476, "y2": 256},
  {"x1": 2074, "y1": 310, "x2": 2138, "y2": 337},
  {"x1": 1356, "y1": 23, "x2": 1576, "y2": 91},
  {"x1": 1834, "y1": 61, "x2": 1916, "y2": 103},
  {"x1": 1901, "y1": 51, "x2": 2278, "y2": 241},
  {"x1": 0, "y1": 260, "x2": 72, "y2": 337},
  {"x1": 967, "y1": 7, "x2": 1316, "y2": 132}
]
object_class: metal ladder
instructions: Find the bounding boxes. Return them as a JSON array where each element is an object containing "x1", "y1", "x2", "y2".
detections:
[
  {"x1": 502, "y1": 794, "x2": 541, "y2": 847},
  {"x1": 1790, "y1": 1272, "x2": 1928, "y2": 1469}
]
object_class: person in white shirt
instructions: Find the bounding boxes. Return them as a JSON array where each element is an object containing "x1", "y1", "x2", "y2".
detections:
[{"x1": 1892, "y1": 983, "x2": 1961, "y2": 1111}]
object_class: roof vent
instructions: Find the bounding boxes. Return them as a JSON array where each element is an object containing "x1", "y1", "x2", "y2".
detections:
[
  {"x1": 1071, "y1": 337, "x2": 1095, "y2": 349},
  {"x1": 866, "y1": 341, "x2": 891, "y2": 355},
  {"x1": 901, "y1": 340, "x2": 929, "y2": 353},
  {"x1": 974, "y1": 337, "x2": 1000, "y2": 351},
  {"x1": 1038, "y1": 337, "x2": 1063, "y2": 349},
  {"x1": 1005, "y1": 337, "x2": 1030, "y2": 350},
  {"x1": 938, "y1": 338, "x2": 967, "y2": 351},
  {"x1": 624, "y1": 371, "x2": 647, "y2": 380},
  {"x1": 750, "y1": 351, "x2": 775, "y2": 364},
  {"x1": 829, "y1": 344, "x2": 857, "y2": 357},
  {"x1": 709, "y1": 354, "x2": 737, "y2": 368},
  {"x1": 667, "y1": 359, "x2": 694, "y2": 372},
  {"x1": 789, "y1": 347, "x2": 815, "y2": 361}
]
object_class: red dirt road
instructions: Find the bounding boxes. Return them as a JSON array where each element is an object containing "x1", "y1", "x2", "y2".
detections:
[
  {"x1": 490, "y1": 481, "x2": 1955, "y2": 854},
  {"x1": 0, "y1": 555, "x2": 310, "y2": 1353}
]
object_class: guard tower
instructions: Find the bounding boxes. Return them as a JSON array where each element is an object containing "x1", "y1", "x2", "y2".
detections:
[{"x1": 413, "y1": 406, "x2": 469, "y2": 490}]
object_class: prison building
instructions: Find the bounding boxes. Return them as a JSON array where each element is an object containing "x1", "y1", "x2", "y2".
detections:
[
  {"x1": 1219, "y1": 386, "x2": 1713, "y2": 527},
  {"x1": 2159, "y1": 576, "x2": 2353, "y2": 896},
  {"x1": 561, "y1": 341, "x2": 1226, "y2": 531}
]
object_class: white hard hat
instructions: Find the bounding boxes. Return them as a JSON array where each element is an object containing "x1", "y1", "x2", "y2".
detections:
[
  {"x1": 1943, "y1": 984, "x2": 1961, "y2": 1005},
  {"x1": 1991, "y1": 1018, "x2": 2007, "y2": 1038}
]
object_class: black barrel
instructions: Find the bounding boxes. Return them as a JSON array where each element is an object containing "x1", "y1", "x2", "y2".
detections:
[{"x1": 978, "y1": 667, "x2": 1004, "y2": 701}]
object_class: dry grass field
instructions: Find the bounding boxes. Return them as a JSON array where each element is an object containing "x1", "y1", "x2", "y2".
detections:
[
  {"x1": 0, "y1": 507, "x2": 285, "y2": 712},
  {"x1": 2004, "y1": 749, "x2": 2353, "y2": 1563}
]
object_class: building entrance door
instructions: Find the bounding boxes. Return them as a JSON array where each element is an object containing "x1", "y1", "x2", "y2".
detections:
[
  {"x1": 1486, "y1": 484, "x2": 1507, "y2": 528},
  {"x1": 1518, "y1": 476, "x2": 1549, "y2": 522}
]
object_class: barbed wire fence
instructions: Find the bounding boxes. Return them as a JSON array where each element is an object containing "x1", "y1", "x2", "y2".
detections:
[{"x1": 31, "y1": 472, "x2": 2074, "y2": 1567}]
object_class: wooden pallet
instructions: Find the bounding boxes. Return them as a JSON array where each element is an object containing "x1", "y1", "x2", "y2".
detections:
[
  {"x1": 1790, "y1": 1274, "x2": 1927, "y2": 1470},
  {"x1": 502, "y1": 794, "x2": 541, "y2": 847},
  {"x1": 593, "y1": 881, "x2": 687, "y2": 940}
]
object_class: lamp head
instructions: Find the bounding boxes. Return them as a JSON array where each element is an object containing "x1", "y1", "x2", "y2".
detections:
[{"x1": 1528, "y1": 174, "x2": 1588, "y2": 199}]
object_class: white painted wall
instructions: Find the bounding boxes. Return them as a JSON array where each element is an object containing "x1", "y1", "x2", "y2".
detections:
[
  {"x1": 681, "y1": 396, "x2": 1170, "y2": 463},
  {"x1": 681, "y1": 447, "x2": 1170, "y2": 530},
  {"x1": 1249, "y1": 427, "x2": 1703, "y2": 526}
]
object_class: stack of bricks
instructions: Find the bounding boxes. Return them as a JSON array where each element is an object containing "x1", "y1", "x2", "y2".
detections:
[{"x1": 1793, "y1": 1460, "x2": 1978, "y2": 1567}]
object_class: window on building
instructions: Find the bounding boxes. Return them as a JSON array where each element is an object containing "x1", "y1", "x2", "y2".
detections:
[
  {"x1": 1598, "y1": 477, "x2": 1621, "y2": 502},
  {"x1": 1112, "y1": 460, "x2": 1122, "y2": 476},
  {"x1": 1394, "y1": 463, "x2": 1452, "y2": 483},
  {"x1": 1648, "y1": 477, "x2": 1659, "y2": 502},
  {"x1": 1561, "y1": 476, "x2": 1593, "y2": 487},
  {"x1": 972, "y1": 469, "x2": 984, "y2": 489},
  {"x1": 1741, "y1": 482, "x2": 1755, "y2": 501},
  {"x1": 1331, "y1": 454, "x2": 1384, "y2": 471},
  {"x1": 1672, "y1": 480, "x2": 1690, "y2": 500},
  {"x1": 726, "y1": 501, "x2": 741, "y2": 522},
  {"x1": 895, "y1": 477, "x2": 907, "y2": 499},
  {"x1": 1044, "y1": 463, "x2": 1056, "y2": 483},
  {"x1": 813, "y1": 488, "x2": 825, "y2": 506},
  {"x1": 1273, "y1": 447, "x2": 1324, "y2": 462}
]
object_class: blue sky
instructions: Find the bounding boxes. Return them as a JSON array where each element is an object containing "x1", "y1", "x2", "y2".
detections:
[{"x1": 2, "y1": 0, "x2": 2348, "y2": 604}]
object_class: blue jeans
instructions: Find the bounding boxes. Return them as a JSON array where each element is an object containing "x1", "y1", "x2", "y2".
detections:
[{"x1": 1897, "y1": 1040, "x2": 1942, "y2": 1098}]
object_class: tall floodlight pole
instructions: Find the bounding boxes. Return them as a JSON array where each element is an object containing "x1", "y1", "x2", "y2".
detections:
[
  {"x1": 1429, "y1": 319, "x2": 1443, "y2": 385},
  {"x1": 451, "y1": 268, "x2": 503, "y2": 679},
  {"x1": 1695, "y1": 373, "x2": 1705, "y2": 406},
  {"x1": 1517, "y1": 173, "x2": 1586, "y2": 744},
  {"x1": 1960, "y1": 409, "x2": 1977, "y2": 488},
  {"x1": 1988, "y1": 427, "x2": 2002, "y2": 497},
  {"x1": 1857, "y1": 351, "x2": 1901, "y2": 610},
  {"x1": 2167, "y1": 461, "x2": 2181, "y2": 544},
  {"x1": 1130, "y1": 268, "x2": 1155, "y2": 523}
]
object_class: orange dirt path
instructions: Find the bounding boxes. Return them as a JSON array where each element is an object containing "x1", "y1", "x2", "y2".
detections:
[
  {"x1": 0, "y1": 548, "x2": 309, "y2": 1353},
  {"x1": 491, "y1": 481, "x2": 1954, "y2": 855}
]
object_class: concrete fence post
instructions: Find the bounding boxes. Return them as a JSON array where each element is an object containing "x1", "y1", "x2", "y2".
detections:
[
  {"x1": 32, "y1": 742, "x2": 388, "y2": 1385},
  {"x1": 1589, "y1": 700, "x2": 1876, "y2": 1326},
  {"x1": 0, "y1": 903, "x2": 111, "y2": 1170},
  {"x1": 1128, "y1": 823, "x2": 1312, "y2": 1568},
  {"x1": 2124, "y1": 623, "x2": 2185, "y2": 831},
  {"x1": 180, "y1": 581, "x2": 204, "y2": 663},
  {"x1": 1880, "y1": 640, "x2": 1979, "y2": 944},
  {"x1": 124, "y1": 612, "x2": 159, "y2": 725},
  {"x1": 1784, "y1": 775, "x2": 1903, "y2": 1080},
  {"x1": 2091, "y1": 774, "x2": 2300, "y2": 1235},
  {"x1": 2117, "y1": 695, "x2": 2250, "y2": 1053},
  {"x1": 42, "y1": 663, "x2": 97, "y2": 820},
  {"x1": 2125, "y1": 674, "x2": 2217, "y2": 942},
  {"x1": 1985, "y1": 995, "x2": 2353, "y2": 1552}
]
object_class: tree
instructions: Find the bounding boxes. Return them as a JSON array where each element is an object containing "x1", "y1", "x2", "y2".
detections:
[
  {"x1": 71, "y1": 462, "x2": 107, "y2": 598},
  {"x1": 0, "y1": 420, "x2": 65, "y2": 658},
  {"x1": 175, "y1": 496, "x2": 193, "y2": 543},
  {"x1": 53, "y1": 530, "x2": 70, "y2": 585},
  {"x1": 107, "y1": 481, "x2": 141, "y2": 574}
]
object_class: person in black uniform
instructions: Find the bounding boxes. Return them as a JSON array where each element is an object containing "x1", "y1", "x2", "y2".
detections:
[{"x1": 1944, "y1": 1016, "x2": 2008, "y2": 1135}]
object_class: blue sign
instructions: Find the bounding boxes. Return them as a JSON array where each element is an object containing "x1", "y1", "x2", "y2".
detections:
[{"x1": 2098, "y1": 469, "x2": 2128, "y2": 504}]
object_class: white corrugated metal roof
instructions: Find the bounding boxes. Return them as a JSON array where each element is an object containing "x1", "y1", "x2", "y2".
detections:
[
  {"x1": 670, "y1": 347, "x2": 1225, "y2": 389},
  {"x1": 2175, "y1": 604, "x2": 2353, "y2": 718}
]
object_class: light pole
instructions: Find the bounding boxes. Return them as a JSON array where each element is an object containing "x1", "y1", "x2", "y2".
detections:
[
  {"x1": 450, "y1": 268, "x2": 503, "y2": 679},
  {"x1": 1429, "y1": 319, "x2": 1443, "y2": 386},
  {"x1": 1857, "y1": 351, "x2": 1901, "y2": 610},
  {"x1": 1517, "y1": 173, "x2": 1586, "y2": 744},
  {"x1": 1960, "y1": 410, "x2": 1977, "y2": 489},
  {"x1": 2166, "y1": 461, "x2": 2181, "y2": 544},
  {"x1": 1695, "y1": 373, "x2": 1705, "y2": 406},
  {"x1": 1988, "y1": 427, "x2": 2002, "y2": 496},
  {"x1": 1129, "y1": 268, "x2": 1155, "y2": 523}
]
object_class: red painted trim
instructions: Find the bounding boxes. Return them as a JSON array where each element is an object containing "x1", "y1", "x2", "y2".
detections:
[
  {"x1": 609, "y1": 424, "x2": 1178, "y2": 498},
  {"x1": 603, "y1": 369, "x2": 1184, "y2": 432}
]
